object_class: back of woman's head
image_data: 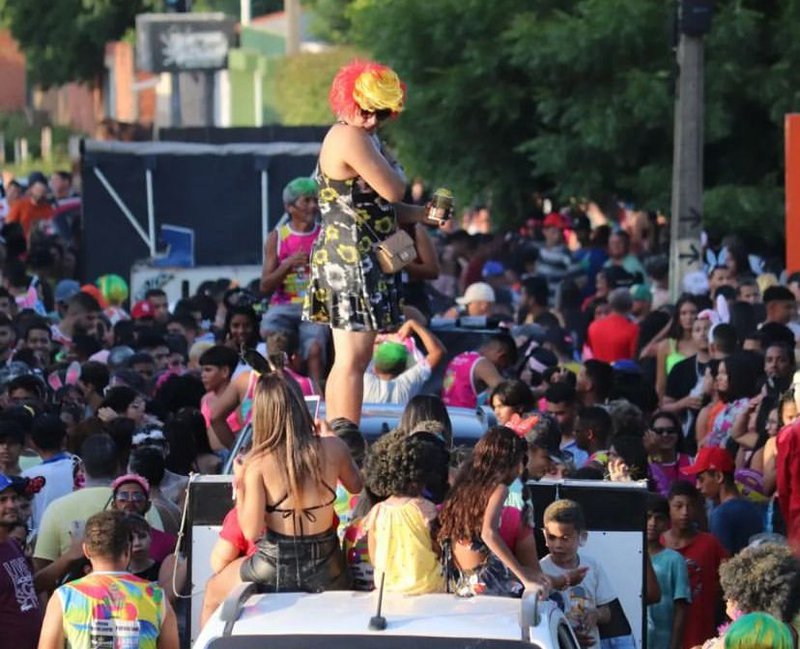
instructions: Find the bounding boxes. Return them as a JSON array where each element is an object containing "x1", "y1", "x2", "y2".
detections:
[
  {"x1": 719, "y1": 543, "x2": 800, "y2": 622},
  {"x1": 723, "y1": 351, "x2": 764, "y2": 402},
  {"x1": 611, "y1": 435, "x2": 648, "y2": 481},
  {"x1": 438, "y1": 426, "x2": 526, "y2": 543},
  {"x1": 724, "y1": 612, "x2": 794, "y2": 649},
  {"x1": 369, "y1": 431, "x2": 450, "y2": 503},
  {"x1": 128, "y1": 446, "x2": 166, "y2": 488},
  {"x1": 399, "y1": 395, "x2": 453, "y2": 448},
  {"x1": 466, "y1": 426, "x2": 527, "y2": 480},
  {"x1": 163, "y1": 411, "x2": 202, "y2": 475},
  {"x1": 100, "y1": 386, "x2": 138, "y2": 414},
  {"x1": 251, "y1": 371, "x2": 321, "y2": 500}
]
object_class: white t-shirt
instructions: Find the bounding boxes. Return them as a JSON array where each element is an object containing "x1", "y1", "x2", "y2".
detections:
[
  {"x1": 540, "y1": 552, "x2": 616, "y2": 647},
  {"x1": 22, "y1": 454, "x2": 82, "y2": 532},
  {"x1": 363, "y1": 360, "x2": 431, "y2": 404}
]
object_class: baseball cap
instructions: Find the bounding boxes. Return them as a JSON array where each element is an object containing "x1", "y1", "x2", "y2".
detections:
[
  {"x1": 55, "y1": 279, "x2": 81, "y2": 304},
  {"x1": 110, "y1": 473, "x2": 150, "y2": 494},
  {"x1": 0, "y1": 475, "x2": 24, "y2": 495},
  {"x1": 603, "y1": 266, "x2": 636, "y2": 289},
  {"x1": 630, "y1": 284, "x2": 653, "y2": 302},
  {"x1": 681, "y1": 446, "x2": 734, "y2": 476},
  {"x1": 482, "y1": 261, "x2": 505, "y2": 279},
  {"x1": 456, "y1": 282, "x2": 495, "y2": 306},
  {"x1": 373, "y1": 341, "x2": 409, "y2": 373},
  {"x1": 542, "y1": 213, "x2": 567, "y2": 229},
  {"x1": 524, "y1": 412, "x2": 564, "y2": 462},
  {"x1": 612, "y1": 359, "x2": 641, "y2": 375},
  {"x1": 131, "y1": 300, "x2": 155, "y2": 320}
]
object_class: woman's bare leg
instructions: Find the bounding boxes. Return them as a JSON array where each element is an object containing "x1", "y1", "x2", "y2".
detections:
[
  {"x1": 199, "y1": 558, "x2": 245, "y2": 629},
  {"x1": 326, "y1": 329, "x2": 376, "y2": 424}
]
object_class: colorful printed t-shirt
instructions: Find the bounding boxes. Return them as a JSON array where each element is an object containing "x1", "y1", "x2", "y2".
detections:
[{"x1": 57, "y1": 571, "x2": 166, "y2": 649}]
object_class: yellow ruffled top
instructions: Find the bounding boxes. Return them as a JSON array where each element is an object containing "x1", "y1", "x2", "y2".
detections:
[{"x1": 365, "y1": 497, "x2": 445, "y2": 595}]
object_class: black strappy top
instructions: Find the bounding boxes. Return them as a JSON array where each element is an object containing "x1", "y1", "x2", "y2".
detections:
[{"x1": 265, "y1": 480, "x2": 337, "y2": 535}]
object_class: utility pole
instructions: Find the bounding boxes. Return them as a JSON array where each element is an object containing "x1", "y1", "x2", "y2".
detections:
[
  {"x1": 285, "y1": 0, "x2": 301, "y2": 56},
  {"x1": 669, "y1": 0, "x2": 714, "y2": 299}
]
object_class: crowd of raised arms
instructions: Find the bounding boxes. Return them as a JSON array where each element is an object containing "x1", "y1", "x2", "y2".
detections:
[{"x1": 1, "y1": 60, "x2": 800, "y2": 649}]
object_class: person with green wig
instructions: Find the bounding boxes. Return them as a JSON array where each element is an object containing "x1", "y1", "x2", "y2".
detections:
[
  {"x1": 96, "y1": 274, "x2": 130, "y2": 325},
  {"x1": 723, "y1": 612, "x2": 794, "y2": 649},
  {"x1": 259, "y1": 177, "x2": 328, "y2": 385}
]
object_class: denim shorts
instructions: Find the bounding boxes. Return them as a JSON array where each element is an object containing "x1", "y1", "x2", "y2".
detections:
[
  {"x1": 260, "y1": 303, "x2": 329, "y2": 361},
  {"x1": 240, "y1": 529, "x2": 352, "y2": 593}
]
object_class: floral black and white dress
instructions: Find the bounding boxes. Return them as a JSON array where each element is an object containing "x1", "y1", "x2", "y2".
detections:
[{"x1": 302, "y1": 170, "x2": 403, "y2": 332}]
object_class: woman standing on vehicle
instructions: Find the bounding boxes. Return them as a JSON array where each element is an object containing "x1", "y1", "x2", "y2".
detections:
[
  {"x1": 302, "y1": 60, "x2": 445, "y2": 425},
  {"x1": 235, "y1": 370, "x2": 363, "y2": 591}
]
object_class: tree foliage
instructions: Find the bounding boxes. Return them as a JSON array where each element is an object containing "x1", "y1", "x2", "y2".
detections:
[
  {"x1": 304, "y1": 0, "x2": 800, "y2": 244},
  {"x1": 1, "y1": 0, "x2": 152, "y2": 88},
  {"x1": 272, "y1": 47, "x2": 362, "y2": 125}
]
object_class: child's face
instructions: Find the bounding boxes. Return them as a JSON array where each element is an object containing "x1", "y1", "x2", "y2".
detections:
[
  {"x1": 491, "y1": 395, "x2": 516, "y2": 425},
  {"x1": 200, "y1": 364, "x2": 228, "y2": 392},
  {"x1": 543, "y1": 520, "x2": 581, "y2": 562},
  {"x1": 668, "y1": 495, "x2": 695, "y2": 532},
  {"x1": 646, "y1": 511, "x2": 670, "y2": 543},
  {"x1": 130, "y1": 528, "x2": 152, "y2": 556},
  {"x1": 16, "y1": 496, "x2": 32, "y2": 524},
  {"x1": 9, "y1": 524, "x2": 27, "y2": 548},
  {"x1": 527, "y1": 447, "x2": 551, "y2": 480},
  {"x1": 695, "y1": 470, "x2": 722, "y2": 501}
]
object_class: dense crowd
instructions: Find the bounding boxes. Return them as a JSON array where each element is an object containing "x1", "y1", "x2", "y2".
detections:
[{"x1": 3, "y1": 64, "x2": 800, "y2": 649}]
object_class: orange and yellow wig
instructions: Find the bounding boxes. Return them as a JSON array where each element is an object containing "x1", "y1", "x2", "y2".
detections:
[{"x1": 328, "y1": 59, "x2": 406, "y2": 121}]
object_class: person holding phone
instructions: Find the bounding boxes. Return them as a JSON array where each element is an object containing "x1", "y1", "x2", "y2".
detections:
[
  {"x1": 235, "y1": 370, "x2": 362, "y2": 592},
  {"x1": 301, "y1": 59, "x2": 447, "y2": 425}
]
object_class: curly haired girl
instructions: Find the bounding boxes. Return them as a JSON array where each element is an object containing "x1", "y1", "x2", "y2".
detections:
[
  {"x1": 437, "y1": 426, "x2": 556, "y2": 597},
  {"x1": 363, "y1": 429, "x2": 449, "y2": 594}
]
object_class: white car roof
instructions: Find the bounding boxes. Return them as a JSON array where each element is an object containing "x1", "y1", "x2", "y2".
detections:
[{"x1": 196, "y1": 591, "x2": 572, "y2": 648}]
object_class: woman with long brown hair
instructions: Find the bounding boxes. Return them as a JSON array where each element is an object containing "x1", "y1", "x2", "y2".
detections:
[
  {"x1": 235, "y1": 369, "x2": 362, "y2": 592},
  {"x1": 437, "y1": 427, "x2": 575, "y2": 597}
]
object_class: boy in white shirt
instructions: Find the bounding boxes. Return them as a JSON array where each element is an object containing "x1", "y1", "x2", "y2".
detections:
[{"x1": 540, "y1": 499, "x2": 617, "y2": 647}]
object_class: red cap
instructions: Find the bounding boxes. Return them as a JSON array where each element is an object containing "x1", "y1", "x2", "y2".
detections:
[
  {"x1": 131, "y1": 300, "x2": 154, "y2": 320},
  {"x1": 542, "y1": 212, "x2": 566, "y2": 229},
  {"x1": 681, "y1": 446, "x2": 735, "y2": 476}
]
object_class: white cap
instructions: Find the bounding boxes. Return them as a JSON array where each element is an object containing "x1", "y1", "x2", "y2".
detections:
[{"x1": 456, "y1": 282, "x2": 496, "y2": 306}]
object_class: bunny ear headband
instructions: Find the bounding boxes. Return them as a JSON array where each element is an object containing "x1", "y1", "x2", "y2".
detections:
[
  {"x1": 240, "y1": 348, "x2": 286, "y2": 376},
  {"x1": 47, "y1": 361, "x2": 82, "y2": 392}
]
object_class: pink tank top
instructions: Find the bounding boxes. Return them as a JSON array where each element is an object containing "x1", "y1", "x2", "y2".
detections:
[
  {"x1": 200, "y1": 393, "x2": 242, "y2": 435},
  {"x1": 441, "y1": 351, "x2": 481, "y2": 408},
  {"x1": 270, "y1": 223, "x2": 320, "y2": 305},
  {"x1": 286, "y1": 367, "x2": 316, "y2": 397}
]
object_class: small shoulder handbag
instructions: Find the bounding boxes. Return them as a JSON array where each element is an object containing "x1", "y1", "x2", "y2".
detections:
[{"x1": 363, "y1": 220, "x2": 417, "y2": 274}]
